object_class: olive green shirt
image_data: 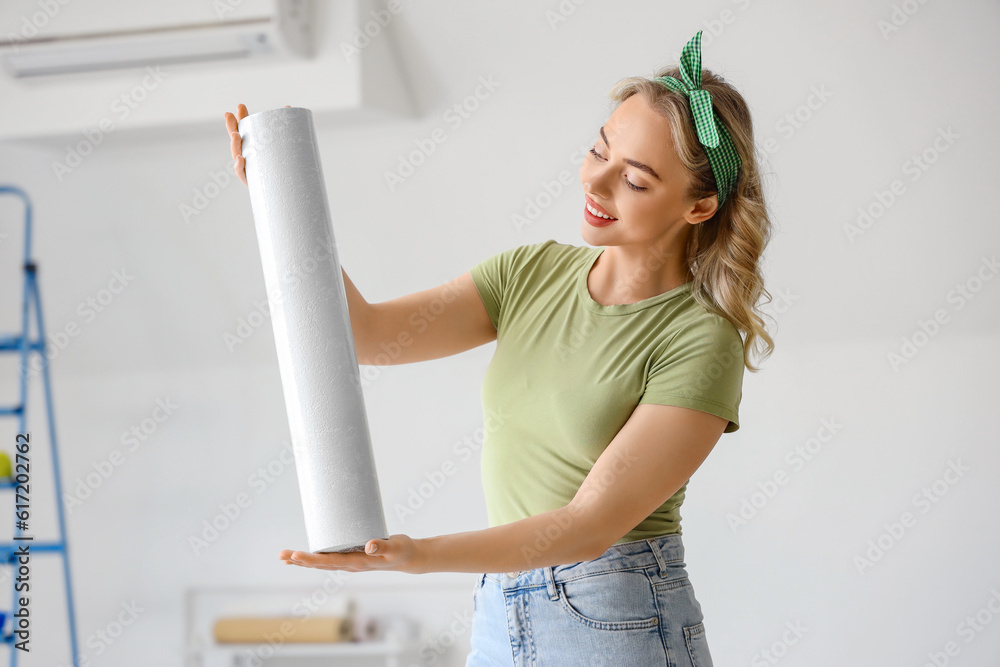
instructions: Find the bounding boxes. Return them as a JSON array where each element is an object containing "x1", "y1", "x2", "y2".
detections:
[{"x1": 469, "y1": 240, "x2": 744, "y2": 544}]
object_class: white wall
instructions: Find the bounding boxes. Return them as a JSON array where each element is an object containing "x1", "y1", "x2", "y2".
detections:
[{"x1": 0, "y1": 1, "x2": 998, "y2": 665}]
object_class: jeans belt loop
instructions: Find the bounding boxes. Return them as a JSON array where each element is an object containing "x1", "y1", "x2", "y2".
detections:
[
  {"x1": 647, "y1": 537, "x2": 668, "y2": 578},
  {"x1": 544, "y1": 566, "x2": 559, "y2": 601}
]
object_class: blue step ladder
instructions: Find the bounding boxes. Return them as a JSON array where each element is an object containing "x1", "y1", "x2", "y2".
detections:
[{"x1": 0, "y1": 185, "x2": 79, "y2": 666}]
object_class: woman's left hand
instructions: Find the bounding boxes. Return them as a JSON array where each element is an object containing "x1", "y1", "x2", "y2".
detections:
[{"x1": 279, "y1": 534, "x2": 422, "y2": 573}]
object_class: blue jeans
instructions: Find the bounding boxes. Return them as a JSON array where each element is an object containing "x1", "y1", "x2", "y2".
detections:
[{"x1": 464, "y1": 533, "x2": 714, "y2": 666}]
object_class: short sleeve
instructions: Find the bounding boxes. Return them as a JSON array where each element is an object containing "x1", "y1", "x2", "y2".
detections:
[
  {"x1": 638, "y1": 316, "x2": 746, "y2": 433},
  {"x1": 468, "y1": 241, "x2": 554, "y2": 333}
]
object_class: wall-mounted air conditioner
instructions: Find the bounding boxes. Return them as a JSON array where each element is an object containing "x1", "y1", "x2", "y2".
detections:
[
  {"x1": 0, "y1": 0, "x2": 315, "y2": 78},
  {"x1": 0, "y1": 0, "x2": 414, "y2": 142}
]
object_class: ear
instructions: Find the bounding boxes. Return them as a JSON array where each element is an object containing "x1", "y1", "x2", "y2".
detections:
[{"x1": 685, "y1": 193, "x2": 718, "y2": 225}]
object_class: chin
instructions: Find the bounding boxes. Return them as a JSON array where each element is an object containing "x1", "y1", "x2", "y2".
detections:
[{"x1": 581, "y1": 220, "x2": 611, "y2": 244}]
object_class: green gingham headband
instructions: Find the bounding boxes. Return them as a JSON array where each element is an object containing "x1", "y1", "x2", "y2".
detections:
[{"x1": 654, "y1": 30, "x2": 741, "y2": 207}]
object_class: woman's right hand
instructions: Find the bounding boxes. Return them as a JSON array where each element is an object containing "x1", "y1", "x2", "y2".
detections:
[{"x1": 224, "y1": 104, "x2": 249, "y2": 187}]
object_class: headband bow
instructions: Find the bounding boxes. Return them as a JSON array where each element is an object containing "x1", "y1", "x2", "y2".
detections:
[{"x1": 654, "y1": 30, "x2": 741, "y2": 207}]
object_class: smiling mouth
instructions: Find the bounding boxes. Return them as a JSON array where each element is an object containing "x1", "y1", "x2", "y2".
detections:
[
  {"x1": 586, "y1": 204, "x2": 616, "y2": 220},
  {"x1": 585, "y1": 198, "x2": 617, "y2": 220}
]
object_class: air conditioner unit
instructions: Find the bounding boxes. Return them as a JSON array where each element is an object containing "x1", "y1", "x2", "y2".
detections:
[{"x1": 0, "y1": 0, "x2": 315, "y2": 78}]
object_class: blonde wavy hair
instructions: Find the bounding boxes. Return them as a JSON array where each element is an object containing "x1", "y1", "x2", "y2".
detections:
[{"x1": 608, "y1": 65, "x2": 776, "y2": 372}]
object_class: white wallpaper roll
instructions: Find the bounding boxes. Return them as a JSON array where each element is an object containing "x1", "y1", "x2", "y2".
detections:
[{"x1": 238, "y1": 107, "x2": 388, "y2": 554}]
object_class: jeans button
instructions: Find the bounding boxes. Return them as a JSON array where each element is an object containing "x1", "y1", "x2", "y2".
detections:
[{"x1": 506, "y1": 571, "x2": 520, "y2": 578}]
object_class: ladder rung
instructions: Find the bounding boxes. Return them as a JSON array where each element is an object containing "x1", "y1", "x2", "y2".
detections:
[
  {"x1": 0, "y1": 336, "x2": 45, "y2": 353},
  {"x1": 0, "y1": 334, "x2": 22, "y2": 350},
  {"x1": 0, "y1": 406, "x2": 23, "y2": 416},
  {"x1": 0, "y1": 542, "x2": 66, "y2": 561}
]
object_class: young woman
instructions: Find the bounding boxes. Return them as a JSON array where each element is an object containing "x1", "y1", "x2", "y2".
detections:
[{"x1": 224, "y1": 29, "x2": 773, "y2": 666}]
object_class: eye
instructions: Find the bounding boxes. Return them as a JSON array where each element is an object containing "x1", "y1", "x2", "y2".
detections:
[{"x1": 588, "y1": 146, "x2": 647, "y2": 192}]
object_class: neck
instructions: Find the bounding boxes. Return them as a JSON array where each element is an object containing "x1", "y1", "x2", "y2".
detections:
[{"x1": 588, "y1": 242, "x2": 691, "y2": 306}]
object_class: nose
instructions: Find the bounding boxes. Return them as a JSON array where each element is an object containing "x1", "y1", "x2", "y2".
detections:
[
  {"x1": 584, "y1": 183, "x2": 611, "y2": 206},
  {"x1": 581, "y1": 162, "x2": 614, "y2": 200},
  {"x1": 583, "y1": 172, "x2": 609, "y2": 195}
]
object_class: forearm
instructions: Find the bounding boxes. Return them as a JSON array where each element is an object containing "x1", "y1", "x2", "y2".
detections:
[
  {"x1": 412, "y1": 504, "x2": 606, "y2": 574},
  {"x1": 341, "y1": 267, "x2": 376, "y2": 363}
]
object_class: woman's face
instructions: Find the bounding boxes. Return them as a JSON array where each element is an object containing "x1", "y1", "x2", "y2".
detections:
[{"x1": 578, "y1": 93, "x2": 717, "y2": 248}]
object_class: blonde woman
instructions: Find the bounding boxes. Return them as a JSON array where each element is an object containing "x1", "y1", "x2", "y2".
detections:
[{"x1": 225, "y1": 30, "x2": 773, "y2": 666}]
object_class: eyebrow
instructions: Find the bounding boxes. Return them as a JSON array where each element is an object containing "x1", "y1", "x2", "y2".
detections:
[{"x1": 599, "y1": 126, "x2": 661, "y2": 182}]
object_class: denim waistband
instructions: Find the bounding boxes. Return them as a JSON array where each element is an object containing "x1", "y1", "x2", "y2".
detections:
[{"x1": 484, "y1": 533, "x2": 687, "y2": 598}]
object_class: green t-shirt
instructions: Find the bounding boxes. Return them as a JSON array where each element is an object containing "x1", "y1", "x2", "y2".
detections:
[{"x1": 469, "y1": 239, "x2": 745, "y2": 544}]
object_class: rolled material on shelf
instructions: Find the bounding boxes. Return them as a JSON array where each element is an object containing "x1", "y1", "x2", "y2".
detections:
[
  {"x1": 213, "y1": 615, "x2": 352, "y2": 643},
  {"x1": 238, "y1": 106, "x2": 388, "y2": 553}
]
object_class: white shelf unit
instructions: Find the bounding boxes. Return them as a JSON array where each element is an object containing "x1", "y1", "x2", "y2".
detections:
[{"x1": 185, "y1": 577, "x2": 478, "y2": 667}]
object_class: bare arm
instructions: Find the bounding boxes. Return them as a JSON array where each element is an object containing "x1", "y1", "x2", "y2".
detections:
[
  {"x1": 351, "y1": 269, "x2": 497, "y2": 365},
  {"x1": 283, "y1": 403, "x2": 728, "y2": 573}
]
